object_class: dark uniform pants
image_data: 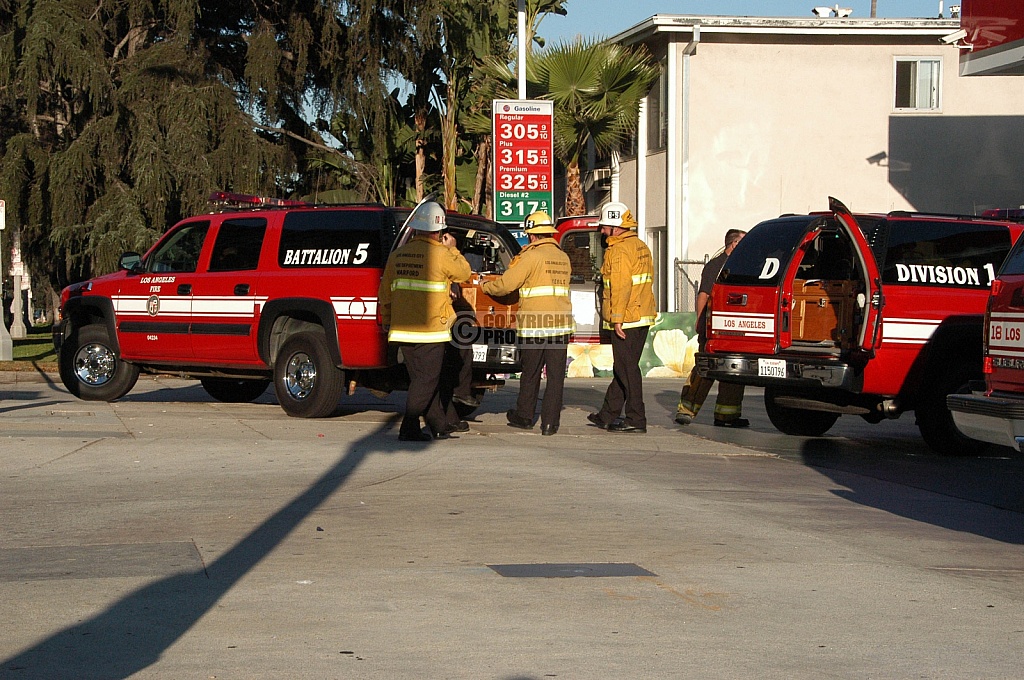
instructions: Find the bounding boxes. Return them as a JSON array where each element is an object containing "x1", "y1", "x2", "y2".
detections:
[
  {"x1": 597, "y1": 326, "x2": 649, "y2": 428},
  {"x1": 449, "y1": 309, "x2": 475, "y2": 402},
  {"x1": 397, "y1": 342, "x2": 459, "y2": 436},
  {"x1": 676, "y1": 364, "x2": 745, "y2": 422},
  {"x1": 450, "y1": 345, "x2": 474, "y2": 402},
  {"x1": 512, "y1": 336, "x2": 569, "y2": 428}
]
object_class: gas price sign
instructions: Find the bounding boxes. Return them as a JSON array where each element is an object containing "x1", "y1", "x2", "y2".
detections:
[{"x1": 492, "y1": 99, "x2": 554, "y2": 225}]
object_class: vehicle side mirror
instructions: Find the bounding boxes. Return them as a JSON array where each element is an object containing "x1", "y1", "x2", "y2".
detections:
[{"x1": 119, "y1": 252, "x2": 143, "y2": 272}]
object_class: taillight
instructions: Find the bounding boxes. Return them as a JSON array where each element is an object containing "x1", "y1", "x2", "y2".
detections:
[
  {"x1": 992, "y1": 279, "x2": 1003, "y2": 296},
  {"x1": 984, "y1": 356, "x2": 994, "y2": 374}
]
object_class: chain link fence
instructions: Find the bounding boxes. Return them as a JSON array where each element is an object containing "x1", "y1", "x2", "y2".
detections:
[{"x1": 674, "y1": 256, "x2": 709, "y2": 313}]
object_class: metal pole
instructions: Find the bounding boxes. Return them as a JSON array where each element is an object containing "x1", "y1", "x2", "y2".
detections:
[
  {"x1": 517, "y1": 0, "x2": 527, "y2": 99},
  {"x1": 8, "y1": 226, "x2": 25, "y2": 339},
  {"x1": 0, "y1": 199, "x2": 11, "y2": 360}
]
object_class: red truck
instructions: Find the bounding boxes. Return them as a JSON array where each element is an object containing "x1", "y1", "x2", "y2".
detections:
[
  {"x1": 52, "y1": 193, "x2": 523, "y2": 417},
  {"x1": 696, "y1": 198, "x2": 1024, "y2": 455},
  {"x1": 947, "y1": 210, "x2": 1024, "y2": 452}
]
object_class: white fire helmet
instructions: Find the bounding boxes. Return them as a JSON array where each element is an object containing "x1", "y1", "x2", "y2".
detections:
[
  {"x1": 598, "y1": 201, "x2": 637, "y2": 229},
  {"x1": 408, "y1": 201, "x2": 447, "y2": 232}
]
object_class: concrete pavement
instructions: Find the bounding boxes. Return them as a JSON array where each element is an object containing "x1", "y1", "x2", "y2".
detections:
[{"x1": 1, "y1": 374, "x2": 1022, "y2": 679}]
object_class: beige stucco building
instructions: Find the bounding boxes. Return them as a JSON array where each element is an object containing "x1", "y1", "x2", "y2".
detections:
[{"x1": 600, "y1": 15, "x2": 1024, "y2": 312}]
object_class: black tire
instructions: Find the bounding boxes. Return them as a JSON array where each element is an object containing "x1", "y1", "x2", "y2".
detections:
[
  {"x1": 764, "y1": 386, "x2": 840, "y2": 436},
  {"x1": 58, "y1": 324, "x2": 140, "y2": 401},
  {"x1": 200, "y1": 377, "x2": 271, "y2": 403},
  {"x1": 273, "y1": 331, "x2": 345, "y2": 418},
  {"x1": 916, "y1": 364, "x2": 988, "y2": 456}
]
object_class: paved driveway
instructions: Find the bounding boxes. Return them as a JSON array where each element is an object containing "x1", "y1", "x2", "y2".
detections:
[{"x1": 2, "y1": 375, "x2": 1022, "y2": 679}]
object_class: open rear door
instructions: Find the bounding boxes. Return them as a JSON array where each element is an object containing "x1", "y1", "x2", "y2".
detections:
[{"x1": 829, "y1": 197, "x2": 883, "y2": 355}]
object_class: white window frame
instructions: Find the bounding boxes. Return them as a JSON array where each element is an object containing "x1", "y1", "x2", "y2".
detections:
[
  {"x1": 893, "y1": 57, "x2": 942, "y2": 113},
  {"x1": 647, "y1": 64, "x2": 669, "y2": 151}
]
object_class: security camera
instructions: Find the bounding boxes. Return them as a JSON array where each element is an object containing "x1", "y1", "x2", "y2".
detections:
[{"x1": 940, "y1": 28, "x2": 967, "y2": 45}]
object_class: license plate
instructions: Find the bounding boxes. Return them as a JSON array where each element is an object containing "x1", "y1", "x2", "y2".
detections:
[
  {"x1": 758, "y1": 358, "x2": 787, "y2": 378},
  {"x1": 472, "y1": 344, "x2": 487, "y2": 362}
]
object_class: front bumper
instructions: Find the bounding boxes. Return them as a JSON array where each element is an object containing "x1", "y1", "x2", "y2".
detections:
[
  {"x1": 52, "y1": 318, "x2": 69, "y2": 354},
  {"x1": 947, "y1": 392, "x2": 1024, "y2": 452},
  {"x1": 697, "y1": 352, "x2": 856, "y2": 390}
]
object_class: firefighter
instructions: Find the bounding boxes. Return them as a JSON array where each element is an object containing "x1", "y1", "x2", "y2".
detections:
[
  {"x1": 587, "y1": 202, "x2": 656, "y2": 433},
  {"x1": 378, "y1": 202, "x2": 472, "y2": 441},
  {"x1": 675, "y1": 228, "x2": 748, "y2": 427},
  {"x1": 481, "y1": 211, "x2": 574, "y2": 435}
]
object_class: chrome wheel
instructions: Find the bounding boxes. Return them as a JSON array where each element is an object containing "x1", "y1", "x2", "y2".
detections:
[
  {"x1": 283, "y1": 351, "x2": 317, "y2": 400},
  {"x1": 273, "y1": 331, "x2": 345, "y2": 418},
  {"x1": 59, "y1": 325, "x2": 139, "y2": 401},
  {"x1": 74, "y1": 342, "x2": 117, "y2": 386}
]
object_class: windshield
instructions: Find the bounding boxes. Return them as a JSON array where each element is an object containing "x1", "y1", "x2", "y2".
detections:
[{"x1": 999, "y1": 235, "x2": 1024, "y2": 277}]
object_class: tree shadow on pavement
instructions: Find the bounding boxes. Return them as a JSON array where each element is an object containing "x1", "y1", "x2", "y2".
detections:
[{"x1": 0, "y1": 417, "x2": 431, "y2": 679}]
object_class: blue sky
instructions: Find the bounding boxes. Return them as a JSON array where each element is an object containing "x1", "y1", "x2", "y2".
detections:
[{"x1": 539, "y1": 1, "x2": 952, "y2": 44}]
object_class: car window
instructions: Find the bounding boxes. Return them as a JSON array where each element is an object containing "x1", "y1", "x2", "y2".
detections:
[
  {"x1": 560, "y1": 229, "x2": 603, "y2": 284},
  {"x1": 208, "y1": 218, "x2": 267, "y2": 272},
  {"x1": 449, "y1": 228, "x2": 512, "y2": 274},
  {"x1": 148, "y1": 221, "x2": 210, "y2": 273},
  {"x1": 279, "y1": 210, "x2": 388, "y2": 268},
  {"x1": 720, "y1": 217, "x2": 813, "y2": 286},
  {"x1": 999, "y1": 236, "x2": 1024, "y2": 276},
  {"x1": 796, "y1": 227, "x2": 857, "y2": 281},
  {"x1": 881, "y1": 220, "x2": 1008, "y2": 288}
]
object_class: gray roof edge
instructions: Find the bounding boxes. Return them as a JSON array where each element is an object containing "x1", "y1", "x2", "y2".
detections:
[{"x1": 611, "y1": 15, "x2": 961, "y2": 44}]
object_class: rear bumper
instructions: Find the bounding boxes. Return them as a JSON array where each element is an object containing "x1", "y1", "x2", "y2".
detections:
[
  {"x1": 696, "y1": 352, "x2": 856, "y2": 390},
  {"x1": 473, "y1": 343, "x2": 521, "y2": 373},
  {"x1": 947, "y1": 392, "x2": 1024, "y2": 452}
]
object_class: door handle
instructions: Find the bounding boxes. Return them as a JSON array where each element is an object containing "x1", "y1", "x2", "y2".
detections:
[
  {"x1": 234, "y1": 283, "x2": 250, "y2": 296},
  {"x1": 177, "y1": 284, "x2": 192, "y2": 295}
]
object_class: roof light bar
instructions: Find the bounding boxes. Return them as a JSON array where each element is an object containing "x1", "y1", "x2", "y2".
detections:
[{"x1": 208, "y1": 191, "x2": 311, "y2": 208}]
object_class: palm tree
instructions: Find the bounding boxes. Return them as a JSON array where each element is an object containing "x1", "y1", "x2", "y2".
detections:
[
  {"x1": 530, "y1": 38, "x2": 659, "y2": 216},
  {"x1": 459, "y1": 0, "x2": 569, "y2": 215}
]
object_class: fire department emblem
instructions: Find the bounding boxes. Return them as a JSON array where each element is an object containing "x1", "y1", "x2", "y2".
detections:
[{"x1": 147, "y1": 295, "x2": 160, "y2": 316}]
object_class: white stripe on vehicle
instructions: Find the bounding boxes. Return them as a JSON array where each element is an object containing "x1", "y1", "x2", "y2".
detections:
[
  {"x1": 881, "y1": 318, "x2": 940, "y2": 344},
  {"x1": 113, "y1": 295, "x2": 270, "y2": 318},
  {"x1": 332, "y1": 296, "x2": 379, "y2": 320}
]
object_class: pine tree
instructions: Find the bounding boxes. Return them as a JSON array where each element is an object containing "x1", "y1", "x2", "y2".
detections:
[{"x1": 0, "y1": 0, "x2": 357, "y2": 294}]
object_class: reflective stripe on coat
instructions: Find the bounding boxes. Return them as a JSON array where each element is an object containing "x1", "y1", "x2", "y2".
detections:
[
  {"x1": 480, "y1": 237, "x2": 575, "y2": 338},
  {"x1": 601, "y1": 231, "x2": 656, "y2": 329},
  {"x1": 378, "y1": 235, "x2": 472, "y2": 343}
]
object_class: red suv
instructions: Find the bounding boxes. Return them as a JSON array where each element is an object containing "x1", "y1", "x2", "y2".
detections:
[
  {"x1": 52, "y1": 193, "x2": 522, "y2": 417},
  {"x1": 948, "y1": 223, "x2": 1024, "y2": 451},
  {"x1": 697, "y1": 197, "x2": 1024, "y2": 455}
]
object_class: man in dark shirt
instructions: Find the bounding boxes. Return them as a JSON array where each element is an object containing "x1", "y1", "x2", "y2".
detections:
[{"x1": 675, "y1": 229, "x2": 748, "y2": 428}]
